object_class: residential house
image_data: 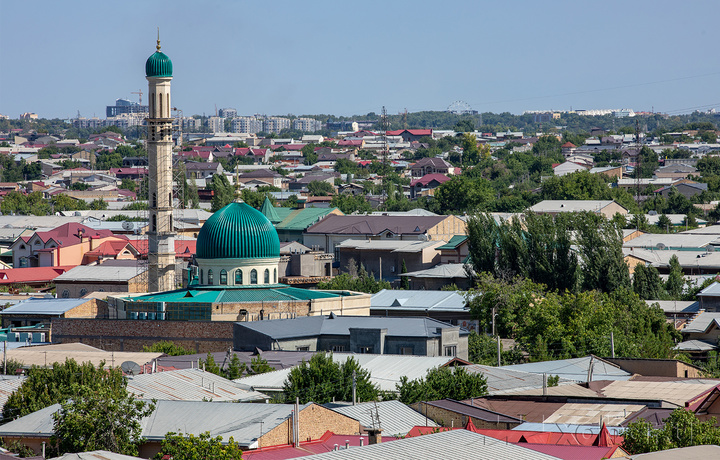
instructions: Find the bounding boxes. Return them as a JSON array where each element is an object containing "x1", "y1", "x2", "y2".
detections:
[
  {"x1": 386, "y1": 129, "x2": 433, "y2": 142},
  {"x1": 528, "y1": 200, "x2": 628, "y2": 219},
  {"x1": 410, "y1": 173, "x2": 450, "y2": 198},
  {"x1": 237, "y1": 169, "x2": 284, "y2": 188},
  {"x1": 410, "y1": 157, "x2": 454, "y2": 177},
  {"x1": 289, "y1": 173, "x2": 337, "y2": 193},
  {"x1": 259, "y1": 197, "x2": 343, "y2": 242},
  {"x1": 184, "y1": 161, "x2": 224, "y2": 180},
  {"x1": 303, "y1": 214, "x2": 467, "y2": 254},
  {"x1": 410, "y1": 399, "x2": 523, "y2": 431},
  {"x1": 335, "y1": 239, "x2": 444, "y2": 281},
  {"x1": 437, "y1": 235, "x2": 469, "y2": 264},
  {"x1": 10, "y1": 223, "x2": 125, "y2": 268},
  {"x1": 53, "y1": 263, "x2": 147, "y2": 298},
  {"x1": 552, "y1": 161, "x2": 589, "y2": 177},
  {"x1": 654, "y1": 163, "x2": 697, "y2": 180},
  {"x1": 401, "y1": 263, "x2": 473, "y2": 290},
  {"x1": 370, "y1": 289, "x2": 473, "y2": 327},
  {"x1": 233, "y1": 314, "x2": 469, "y2": 359},
  {"x1": 108, "y1": 167, "x2": 147, "y2": 180},
  {"x1": 655, "y1": 182, "x2": 708, "y2": 199},
  {"x1": 0, "y1": 297, "x2": 106, "y2": 332}
]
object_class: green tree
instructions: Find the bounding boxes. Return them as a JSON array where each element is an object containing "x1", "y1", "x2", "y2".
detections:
[
  {"x1": 656, "y1": 213, "x2": 672, "y2": 233},
  {"x1": 397, "y1": 366, "x2": 487, "y2": 405},
  {"x1": 632, "y1": 263, "x2": 667, "y2": 300},
  {"x1": 96, "y1": 151, "x2": 123, "y2": 170},
  {"x1": 302, "y1": 144, "x2": 318, "y2": 165},
  {"x1": 142, "y1": 341, "x2": 193, "y2": 356},
  {"x1": 247, "y1": 355, "x2": 274, "y2": 375},
  {"x1": 199, "y1": 353, "x2": 222, "y2": 376},
  {"x1": 225, "y1": 354, "x2": 245, "y2": 380},
  {"x1": 574, "y1": 212, "x2": 631, "y2": 293},
  {"x1": 283, "y1": 353, "x2": 378, "y2": 404},
  {"x1": 330, "y1": 194, "x2": 372, "y2": 214},
  {"x1": 154, "y1": 431, "x2": 243, "y2": 460},
  {"x1": 89, "y1": 198, "x2": 108, "y2": 210},
  {"x1": 461, "y1": 133, "x2": 479, "y2": 165},
  {"x1": 400, "y1": 259, "x2": 410, "y2": 289},
  {"x1": 622, "y1": 409, "x2": 720, "y2": 454},
  {"x1": 2, "y1": 359, "x2": 126, "y2": 423},
  {"x1": 317, "y1": 263, "x2": 391, "y2": 294},
  {"x1": 210, "y1": 173, "x2": 235, "y2": 212},
  {"x1": 120, "y1": 178, "x2": 137, "y2": 192},
  {"x1": 307, "y1": 180, "x2": 334, "y2": 196},
  {"x1": 467, "y1": 331, "x2": 523, "y2": 366},
  {"x1": 665, "y1": 255, "x2": 684, "y2": 299},
  {"x1": 50, "y1": 385, "x2": 155, "y2": 457}
]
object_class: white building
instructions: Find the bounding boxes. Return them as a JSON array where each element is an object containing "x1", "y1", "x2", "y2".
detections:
[
  {"x1": 218, "y1": 108, "x2": 237, "y2": 118},
  {"x1": 207, "y1": 116, "x2": 225, "y2": 133},
  {"x1": 232, "y1": 116, "x2": 264, "y2": 134},
  {"x1": 263, "y1": 117, "x2": 291, "y2": 134},
  {"x1": 292, "y1": 117, "x2": 323, "y2": 132}
]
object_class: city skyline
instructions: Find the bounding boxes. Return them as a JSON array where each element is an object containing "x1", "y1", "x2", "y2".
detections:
[{"x1": 1, "y1": 0, "x2": 719, "y2": 120}]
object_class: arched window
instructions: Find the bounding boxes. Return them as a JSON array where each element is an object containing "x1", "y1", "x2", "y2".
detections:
[
  {"x1": 150, "y1": 93, "x2": 155, "y2": 115},
  {"x1": 250, "y1": 269, "x2": 257, "y2": 284},
  {"x1": 207, "y1": 269, "x2": 214, "y2": 284},
  {"x1": 159, "y1": 93, "x2": 163, "y2": 118},
  {"x1": 220, "y1": 269, "x2": 227, "y2": 285},
  {"x1": 264, "y1": 269, "x2": 270, "y2": 284},
  {"x1": 235, "y1": 270, "x2": 242, "y2": 285},
  {"x1": 61, "y1": 290, "x2": 69, "y2": 298},
  {"x1": 79, "y1": 288, "x2": 88, "y2": 297},
  {"x1": 200, "y1": 269, "x2": 204, "y2": 284},
  {"x1": 274, "y1": 268, "x2": 277, "y2": 284}
]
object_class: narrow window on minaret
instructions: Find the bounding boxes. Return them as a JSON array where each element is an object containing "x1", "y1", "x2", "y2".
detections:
[
  {"x1": 150, "y1": 93, "x2": 155, "y2": 114},
  {"x1": 159, "y1": 93, "x2": 163, "y2": 118},
  {"x1": 264, "y1": 269, "x2": 269, "y2": 284},
  {"x1": 152, "y1": 215, "x2": 157, "y2": 232}
]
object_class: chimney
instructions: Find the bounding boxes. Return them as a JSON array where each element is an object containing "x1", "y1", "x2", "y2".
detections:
[
  {"x1": 359, "y1": 437, "x2": 364, "y2": 447},
  {"x1": 367, "y1": 428, "x2": 382, "y2": 445},
  {"x1": 88, "y1": 235, "x2": 94, "y2": 251}
]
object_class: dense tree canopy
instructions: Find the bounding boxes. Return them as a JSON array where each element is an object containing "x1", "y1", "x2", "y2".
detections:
[
  {"x1": 154, "y1": 431, "x2": 243, "y2": 460},
  {"x1": 397, "y1": 366, "x2": 488, "y2": 404},
  {"x1": 623, "y1": 409, "x2": 720, "y2": 454}
]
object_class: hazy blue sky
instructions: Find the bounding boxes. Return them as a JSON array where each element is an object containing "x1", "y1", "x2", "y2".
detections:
[{"x1": 1, "y1": 0, "x2": 718, "y2": 120}]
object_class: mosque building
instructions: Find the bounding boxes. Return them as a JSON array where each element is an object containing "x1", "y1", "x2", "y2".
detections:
[{"x1": 112, "y1": 41, "x2": 370, "y2": 323}]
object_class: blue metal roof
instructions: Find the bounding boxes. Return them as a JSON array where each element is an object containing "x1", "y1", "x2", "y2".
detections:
[{"x1": 0, "y1": 298, "x2": 88, "y2": 315}]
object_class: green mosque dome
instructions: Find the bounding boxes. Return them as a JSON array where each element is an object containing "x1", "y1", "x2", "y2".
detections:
[
  {"x1": 197, "y1": 201, "x2": 280, "y2": 260},
  {"x1": 145, "y1": 50, "x2": 173, "y2": 78}
]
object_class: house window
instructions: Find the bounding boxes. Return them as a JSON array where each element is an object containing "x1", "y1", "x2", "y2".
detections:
[
  {"x1": 400, "y1": 347, "x2": 413, "y2": 355},
  {"x1": 444, "y1": 346, "x2": 457, "y2": 357},
  {"x1": 79, "y1": 288, "x2": 88, "y2": 297},
  {"x1": 264, "y1": 269, "x2": 269, "y2": 284},
  {"x1": 235, "y1": 270, "x2": 242, "y2": 285},
  {"x1": 219, "y1": 269, "x2": 227, "y2": 285},
  {"x1": 207, "y1": 269, "x2": 214, "y2": 284},
  {"x1": 61, "y1": 290, "x2": 70, "y2": 298},
  {"x1": 358, "y1": 346, "x2": 373, "y2": 354},
  {"x1": 332, "y1": 345, "x2": 345, "y2": 352},
  {"x1": 19, "y1": 258, "x2": 28, "y2": 268},
  {"x1": 250, "y1": 269, "x2": 257, "y2": 284},
  {"x1": 200, "y1": 269, "x2": 204, "y2": 284},
  {"x1": 296, "y1": 346, "x2": 310, "y2": 351},
  {"x1": 34, "y1": 240, "x2": 40, "y2": 245},
  {"x1": 19, "y1": 245, "x2": 25, "y2": 250}
]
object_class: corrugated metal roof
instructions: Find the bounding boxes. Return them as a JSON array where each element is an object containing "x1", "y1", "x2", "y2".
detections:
[
  {"x1": 335, "y1": 239, "x2": 444, "y2": 253},
  {"x1": 323, "y1": 400, "x2": 436, "y2": 437},
  {"x1": 682, "y1": 312, "x2": 720, "y2": 333},
  {"x1": 236, "y1": 354, "x2": 460, "y2": 393},
  {"x1": 236, "y1": 316, "x2": 466, "y2": 342},
  {"x1": 500, "y1": 356, "x2": 632, "y2": 382},
  {"x1": 401, "y1": 263, "x2": 470, "y2": 279},
  {"x1": 0, "y1": 298, "x2": 89, "y2": 315},
  {"x1": 463, "y1": 364, "x2": 576, "y2": 395},
  {"x1": 54, "y1": 265, "x2": 141, "y2": 282},
  {"x1": 298, "y1": 429, "x2": 563, "y2": 459},
  {"x1": 48, "y1": 450, "x2": 143, "y2": 460},
  {"x1": 512, "y1": 422, "x2": 625, "y2": 436},
  {"x1": 0, "y1": 377, "x2": 25, "y2": 412},
  {"x1": 543, "y1": 402, "x2": 645, "y2": 426},
  {"x1": 371, "y1": 289, "x2": 466, "y2": 312},
  {"x1": 126, "y1": 368, "x2": 267, "y2": 402},
  {"x1": 126, "y1": 285, "x2": 345, "y2": 304},
  {"x1": 422, "y1": 399, "x2": 523, "y2": 424}
]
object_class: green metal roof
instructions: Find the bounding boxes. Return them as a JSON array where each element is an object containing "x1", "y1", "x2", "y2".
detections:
[
  {"x1": 259, "y1": 203, "x2": 340, "y2": 232},
  {"x1": 146, "y1": 50, "x2": 173, "y2": 78},
  {"x1": 436, "y1": 235, "x2": 468, "y2": 250},
  {"x1": 125, "y1": 284, "x2": 346, "y2": 304},
  {"x1": 197, "y1": 201, "x2": 280, "y2": 260}
]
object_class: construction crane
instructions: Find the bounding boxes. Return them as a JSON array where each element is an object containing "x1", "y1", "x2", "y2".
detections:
[{"x1": 131, "y1": 89, "x2": 143, "y2": 105}]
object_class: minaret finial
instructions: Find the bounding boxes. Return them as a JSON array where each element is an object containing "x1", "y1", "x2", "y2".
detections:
[
  {"x1": 234, "y1": 164, "x2": 243, "y2": 202},
  {"x1": 156, "y1": 27, "x2": 161, "y2": 51}
]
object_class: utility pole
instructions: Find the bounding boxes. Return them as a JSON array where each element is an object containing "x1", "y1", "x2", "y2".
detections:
[
  {"x1": 380, "y1": 106, "x2": 388, "y2": 210},
  {"x1": 352, "y1": 370, "x2": 357, "y2": 406},
  {"x1": 610, "y1": 331, "x2": 615, "y2": 358},
  {"x1": 496, "y1": 335, "x2": 501, "y2": 367}
]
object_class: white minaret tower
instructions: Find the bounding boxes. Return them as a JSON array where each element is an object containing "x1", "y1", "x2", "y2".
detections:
[{"x1": 145, "y1": 34, "x2": 176, "y2": 292}]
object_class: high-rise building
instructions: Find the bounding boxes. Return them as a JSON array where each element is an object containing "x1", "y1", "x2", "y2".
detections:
[
  {"x1": 231, "y1": 116, "x2": 263, "y2": 134},
  {"x1": 218, "y1": 108, "x2": 237, "y2": 118},
  {"x1": 106, "y1": 98, "x2": 149, "y2": 117},
  {"x1": 145, "y1": 38, "x2": 176, "y2": 292},
  {"x1": 207, "y1": 116, "x2": 225, "y2": 133},
  {"x1": 263, "y1": 116, "x2": 291, "y2": 134},
  {"x1": 292, "y1": 117, "x2": 323, "y2": 132}
]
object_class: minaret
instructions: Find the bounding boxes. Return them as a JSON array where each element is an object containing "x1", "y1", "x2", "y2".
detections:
[{"x1": 145, "y1": 34, "x2": 176, "y2": 292}]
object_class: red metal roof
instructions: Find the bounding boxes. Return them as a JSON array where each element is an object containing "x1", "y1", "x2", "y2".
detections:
[
  {"x1": 244, "y1": 431, "x2": 398, "y2": 460},
  {"x1": 386, "y1": 129, "x2": 432, "y2": 136},
  {"x1": 0, "y1": 266, "x2": 74, "y2": 284},
  {"x1": 410, "y1": 173, "x2": 451, "y2": 187}
]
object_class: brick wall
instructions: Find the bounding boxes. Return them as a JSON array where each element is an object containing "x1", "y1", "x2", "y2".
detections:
[
  {"x1": 410, "y1": 402, "x2": 521, "y2": 430},
  {"x1": 52, "y1": 318, "x2": 234, "y2": 352},
  {"x1": 259, "y1": 404, "x2": 361, "y2": 448}
]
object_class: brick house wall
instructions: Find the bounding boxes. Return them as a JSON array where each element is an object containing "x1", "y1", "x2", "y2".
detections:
[
  {"x1": 410, "y1": 402, "x2": 521, "y2": 430},
  {"x1": 259, "y1": 404, "x2": 361, "y2": 448}
]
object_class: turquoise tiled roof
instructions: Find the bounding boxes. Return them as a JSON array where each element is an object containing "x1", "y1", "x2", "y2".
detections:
[
  {"x1": 145, "y1": 51, "x2": 172, "y2": 78},
  {"x1": 125, "y1": 284, "x2": 347, "y2": 304},
  {"x1": 197, "y1": 202, "x2": 280, "y2": 259},
  {"x1": 436, "y1": 235, "x2": 468, "y2": 250}
]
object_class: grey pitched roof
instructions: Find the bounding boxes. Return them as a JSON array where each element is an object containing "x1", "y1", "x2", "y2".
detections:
[
  {"x1": 54, "y1": 264, "x2": 141, "y2": 282},
  {"x1": 402, "y1": 263, "x2": 471, "y2": 279},
  {"x1": 682, "y1": 312, "x2": 720, "y2": 333},
  {"x1": 336, "y1": 239, "x2": 444, "y2": 253},
  {"x1": 371, "y1": 289, "x2": 467, "y2": 312},
  {"x1": 235, "y1": 315, "x2": 468, "y2": 341},
  {"x1": 0, "y1": 298, "x2": 89, "y2": 315},
  {"x1": 500, "y1": 356, "x2": 632, "y2": 382},
  {"x1": 422, "y1": 399, "x2": 523, "y2": 423},
  {"x1": 529, "y1": 200, "x2": 623, "y2": 213},
  {"x1": 463, "y1": 364, "x2": 576, "y2": 395},
  {"x1": 305, "y1": 215, "x2": 447, "y2": 236},
  {"x1": 0, "y1": 400, "x2": 312, "y2": 449},
  {"x1": 323, "y1": 400, "x2": 436, "y2": 436},
  {"x1": 299, "y1": 429, "x2": 563, "y2": 459},
  {"x1": 126, "y1": 368, "x2": 267, "y2": 402}
]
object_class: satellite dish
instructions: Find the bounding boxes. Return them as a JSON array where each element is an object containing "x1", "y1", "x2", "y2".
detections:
[
  {"x1": 656, "y1": 243, "x2": 666, "y2": 250},
  {"x1": 121, "y1": 221, "x2": 134, "y2": 231},
  {"x1": 121, "y1": 361, "x2": 142, "y2": 375}
]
